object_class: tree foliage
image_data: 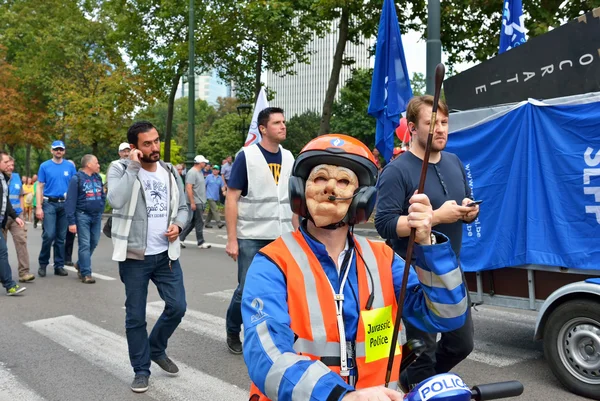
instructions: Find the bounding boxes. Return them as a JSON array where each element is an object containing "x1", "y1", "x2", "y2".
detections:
[
  {"x1": 434, "y1": 0, "x2": 598, "y2": 66},
  {"x1": 0, "y1": 47, "x2": 45, "y2": 148},
  {"x1": 285, "y1": 111, "x2": 321, "y2": 156},
  {"x1": 330, "y1": 68, "x2": 376, "y2": 148},
  {"x1": 204, "y1": 0, "x2": 328, "y2": 101},
  {"x1": 98, "y1": 0, "x2": 214, "y2": 161},
  {"x1": 197, "y1": 112, "x2": 244, "y2": 165}
]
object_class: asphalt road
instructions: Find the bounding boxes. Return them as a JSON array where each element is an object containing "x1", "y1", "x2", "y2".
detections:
[{"x1": 0, "y1": 220, "x2": 590, "y2": 400}]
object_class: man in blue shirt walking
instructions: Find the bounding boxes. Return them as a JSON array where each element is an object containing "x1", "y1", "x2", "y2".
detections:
[
  {"x1": 204, "y1": 165, "x2": 225, "y2": 228},
  {"x1": 36, "y1": 140, "x2": 77, "y2": 277},
  {"x1": 66, "y1": 154, "x2": 106, "y2": 284}
]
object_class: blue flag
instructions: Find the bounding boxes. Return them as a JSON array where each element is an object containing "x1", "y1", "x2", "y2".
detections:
[
  {"x1": 368, "y1": 0, "x2": 412, "y2": 162},
  {"x1": 499, "y1": 0, "x2": 527, "y2": 54}
]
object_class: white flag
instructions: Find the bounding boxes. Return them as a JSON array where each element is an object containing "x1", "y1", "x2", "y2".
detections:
[{"x1": 244, "y1": 87, "x2": 270, "y2": 147}]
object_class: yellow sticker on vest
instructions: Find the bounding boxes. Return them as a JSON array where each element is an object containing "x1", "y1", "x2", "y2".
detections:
[{"x1": 362, "y1": 305, "x2": 400, "y2": 363}]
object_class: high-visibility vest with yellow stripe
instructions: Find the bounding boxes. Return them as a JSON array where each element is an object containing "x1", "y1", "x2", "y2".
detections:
[{"x1": 249, "y1": 230, "x2": 402, "y2": 400}]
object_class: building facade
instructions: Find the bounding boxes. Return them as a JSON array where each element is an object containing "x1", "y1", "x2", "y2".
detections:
[
  {"x1": 176, "y1": 70, "x2": 229, "y2": 105},
  {"x1": 265, "y1": 24, "x2": 373, "y2": 117}
]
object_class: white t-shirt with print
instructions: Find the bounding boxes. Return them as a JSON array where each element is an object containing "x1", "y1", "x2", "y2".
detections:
[{"x1": 138, "y1": 166, "x2": 170, "y2": 255}]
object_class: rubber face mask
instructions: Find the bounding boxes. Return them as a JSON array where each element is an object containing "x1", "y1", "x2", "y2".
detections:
[{"x1": 305, "y1": 164, "x2": 359, "y2": 227}]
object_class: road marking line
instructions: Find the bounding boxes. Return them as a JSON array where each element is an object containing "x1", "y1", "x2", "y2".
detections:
[
  {"x1": 61, "y1": 266, "x2": 116, "y2": 281},
  {"x1": 25, "y1": 315, "x2": 247, "y2": 401},
  {"x1": 145, "y1": 301, "x2": 243, "y2": 340},
  {"x1": 183, "y1": 241, "x2": 226, "y2": 249},
  {"x1": 205, "y1": 289, "x2": 235, "y2": 301},
  {"x1": 0, "y1": 362, "x2": 46, "y2": 401}
]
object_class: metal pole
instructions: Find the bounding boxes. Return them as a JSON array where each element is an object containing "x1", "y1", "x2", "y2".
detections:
[
  {"x1": 186, "y1": 0, "x2": 196, "y2": 169},
  {"x1": 425, "y1": 0, "x2": 441, "y2": 95}
]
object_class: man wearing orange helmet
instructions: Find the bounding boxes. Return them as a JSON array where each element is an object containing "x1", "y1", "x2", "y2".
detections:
[{"x1": 241, "y1": 134, "x2": 469, "y2": 401}]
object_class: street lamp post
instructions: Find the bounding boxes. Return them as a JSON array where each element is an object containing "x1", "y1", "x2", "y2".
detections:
[
  {"x1": 236, "y1": 104, "x2": 252, "y2": 145},
  {"x1": 186, "y1": 0, "x2": 196, "y2": 169}
]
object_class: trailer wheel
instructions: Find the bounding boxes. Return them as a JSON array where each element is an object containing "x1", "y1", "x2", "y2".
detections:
[{"x1": 543, "y1": 299, "x2": 600, "y2": 400}]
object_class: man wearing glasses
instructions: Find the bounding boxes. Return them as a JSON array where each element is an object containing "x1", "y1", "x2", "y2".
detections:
[{"x1": 35, "y1": 140, "x2": 77, "y2": 277}]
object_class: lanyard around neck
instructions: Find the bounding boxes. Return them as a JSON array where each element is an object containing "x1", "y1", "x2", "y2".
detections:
[{"x1": 326, "y1": 248, "x2": 354, "y2": 377}]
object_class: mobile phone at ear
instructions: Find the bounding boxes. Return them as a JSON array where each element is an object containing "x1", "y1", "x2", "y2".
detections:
[{"x1": 467, "y1": 200, "x2": 483, "y2": 207}]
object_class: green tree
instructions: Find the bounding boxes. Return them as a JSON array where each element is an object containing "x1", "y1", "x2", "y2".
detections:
[
  {"x1": 433, "y1": 0, "x2": 598, "y2": 65},
  {"x1": 198, "y1": 113, "x2": 244, "y2": 164},
  {"x1": 285, "y1": 111, "x2": 321, "y2": 156},
  {"x1": 411, "y1": 72, "x2": 426, "y2": 96},
  {"x1": 317, "y1": 0, "x2": 428, "y2": 135},
  {"x1": 0, "y1": 0, "x2": 139, "y2": 173},
  {"x1": 161, "y1": 140, "x2": 185, "y2": 165},
  {"x1": 98, "y1": 0, "x2": 213, "y2": 162},
  {"x1": 204, "y1": 0, "x2": 328, "y2": 101},
  {"x1": 330, "y1": 68, "x2": 376, "y2": 148}
]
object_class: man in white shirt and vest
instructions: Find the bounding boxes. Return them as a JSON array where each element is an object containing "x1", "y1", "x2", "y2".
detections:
[{"x1": 224, "y1": 106, "x2": 299, "y2": 354}]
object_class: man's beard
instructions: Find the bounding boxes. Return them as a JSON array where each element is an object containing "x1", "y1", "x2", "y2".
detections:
[
  {"x1": 418, "y1": 136, "x2": 446, "y2": 152},
  {"x1": 141, "y1": 152, "x2": 160, "y2": 163}
]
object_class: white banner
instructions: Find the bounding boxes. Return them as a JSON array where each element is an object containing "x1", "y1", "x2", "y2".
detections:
[{"x1": 244, "y1": 87, "x2": 269, "y2": 147}]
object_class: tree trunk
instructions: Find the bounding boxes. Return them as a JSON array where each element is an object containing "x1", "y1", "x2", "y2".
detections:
[
  {"x1": 165, "y1": 70, "x2": 183, "y2": 163},
  {"x1": 25, "y1": 143, "x2": 31, "y2": 177},
  {"x1": 92, "y1": 140, "x2": 98, "y2": 156},
  {"x1": 319, "y1": 8, "x2": 349, "y2": 135},
  {"x1": 254, "y1": 43, "x2": 263, "y2": 102}
]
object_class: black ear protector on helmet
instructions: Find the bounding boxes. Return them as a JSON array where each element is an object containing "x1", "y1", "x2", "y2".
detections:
[{"x1": 288, "y1": 149, "x2": 378, "y2": 226}]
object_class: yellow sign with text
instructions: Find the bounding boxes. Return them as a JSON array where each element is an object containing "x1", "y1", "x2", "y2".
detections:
[{"x1": 361, "y1": 305, "x2": 401, "y2": 363}]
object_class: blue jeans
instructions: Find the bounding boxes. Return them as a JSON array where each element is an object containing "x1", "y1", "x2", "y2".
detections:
[
  {"x1": 226, "y1": 238, "x2": 273, "y2": 334},
  {"x1": 76, "y1": 212, "x2": 102, "y2": 277},
  {"x1": 119, "y1": 252, "x2": 187, "y2": 376},
  {"x1": 179, "y1": 204, "x2": 205, "y2": 244},
  {"x1": 38, "y1": 202, "x2": 67, "y2": 269},
  {"x1": 0, "y1": 230, "x2": 16, "y2": 290}
]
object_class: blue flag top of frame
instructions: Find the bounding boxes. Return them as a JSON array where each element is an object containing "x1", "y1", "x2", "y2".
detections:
[
  {"x1": 368, "y1": 0, "x2": 413, "y2": 162},
  {"x1": 499, "y1": 0, "x2": 527, "y2": 54}
]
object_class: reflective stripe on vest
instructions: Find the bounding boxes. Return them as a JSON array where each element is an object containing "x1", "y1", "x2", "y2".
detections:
[
  {"x1": 249, "y1": 231, "x2": 403, "y2": 401},
  {"x1": 237, "y1": 145, "x2": 294, "y2": 240}
]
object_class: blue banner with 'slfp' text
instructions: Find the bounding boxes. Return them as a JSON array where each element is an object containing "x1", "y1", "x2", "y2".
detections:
[{"x1": 446, "y1": 101, "x2": 600, "y2": 272}]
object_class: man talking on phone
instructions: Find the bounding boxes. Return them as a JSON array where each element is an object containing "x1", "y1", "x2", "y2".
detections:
[
  {"x1": 375, "y1": 96, "x2": 480, "y2": 391},
  {"x1": 107, "y1": 121, "x2": 188, "y2": 394}
]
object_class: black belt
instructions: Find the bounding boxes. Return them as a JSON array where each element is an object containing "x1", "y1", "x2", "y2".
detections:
[{"x1": 45, "y1": 197, "x2": 65, "y2": 203}]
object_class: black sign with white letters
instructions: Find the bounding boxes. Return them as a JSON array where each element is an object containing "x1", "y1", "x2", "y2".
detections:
[{"x1": 445, "y1": 8, "x2": 600, "y2": 111}]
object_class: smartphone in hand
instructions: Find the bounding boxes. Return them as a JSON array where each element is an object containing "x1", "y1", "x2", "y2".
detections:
[{"x1": 467, "y1": 200, "x2": 483, "y2": 207}]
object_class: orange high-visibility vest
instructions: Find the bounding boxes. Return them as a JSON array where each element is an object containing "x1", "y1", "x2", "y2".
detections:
[{"x1": 248, "y1": 230, "x2": 402, "y2": 401}]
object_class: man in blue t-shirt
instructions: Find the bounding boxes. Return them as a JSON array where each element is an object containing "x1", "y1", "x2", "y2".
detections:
[
  {"x1": 224, "y1": 107, "x2": 299, "y2": 355},
  {"x1": 35, "y1": 140, "x2": 77, "y2": 277},
  {"x1": 204, "y1": 165, "x2": 225, "y2": 228},
  {"x1": 375, "y1": 96, "x2": 480, "y2": 391}
]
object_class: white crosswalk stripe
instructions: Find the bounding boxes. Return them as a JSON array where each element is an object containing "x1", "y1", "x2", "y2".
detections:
[
  {"x1": 201, "y1": 289, "x2": 542, "y2": 368},
  {"x1": 145, "y1": 301, "x2": 243, "y2": 340},
  {"x1": 61, "y1": 265, "x2": 116, "y2": 281},
  {"x1": 182, "y1": 241, "x2": 226, "y2": 249},
  {"x1": 0, "y1": 363, "x2": 46, "y2": 401},
  {"x1": 205, "y1": 289, "x2": 235, "y2": 301},
  {"x1": 25, "y1": 315, "x2": 247, "y2": 401}
]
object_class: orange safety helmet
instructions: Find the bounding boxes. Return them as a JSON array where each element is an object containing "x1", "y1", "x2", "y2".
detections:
[{"x1": 289, "y1": 134, "x2": 379, "y2": 225}]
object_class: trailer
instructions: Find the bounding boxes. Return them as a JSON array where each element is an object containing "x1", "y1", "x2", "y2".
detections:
[{"x1": 445, "y1": 92, "x2": 600, "y2": 400}]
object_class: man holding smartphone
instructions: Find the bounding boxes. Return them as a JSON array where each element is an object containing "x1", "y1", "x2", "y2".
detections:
[
  {"x1": 375, "y1": 95, "x2": 480, "y2": 391},
  {"x1": 107, "y1": 121, "x2": 188, "y2": 394}
]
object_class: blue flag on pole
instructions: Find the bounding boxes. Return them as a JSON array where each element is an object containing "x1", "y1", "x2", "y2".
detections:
[
  {"x1": 368, "y1": 0, "x2": 412, "y2": 162},
  {"x1": 499, "y1": 0, "x2": 527, "y2": 54}
]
